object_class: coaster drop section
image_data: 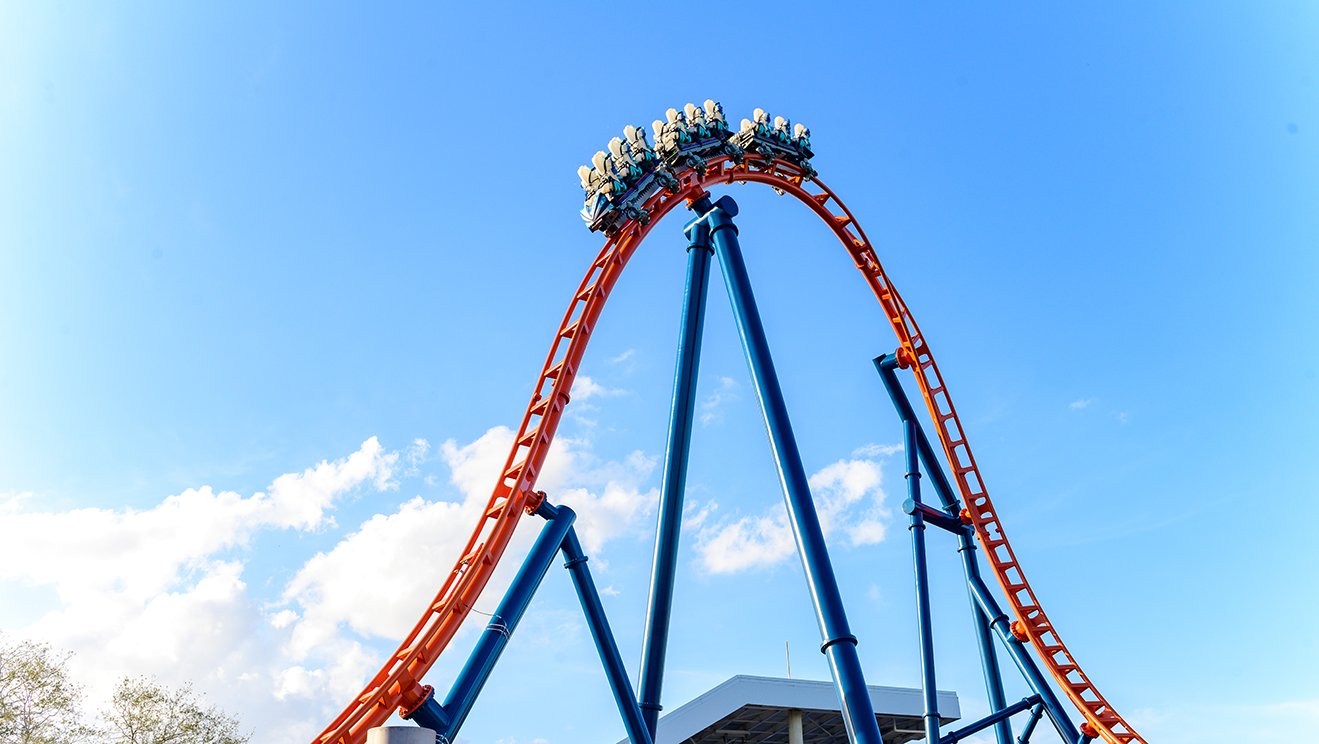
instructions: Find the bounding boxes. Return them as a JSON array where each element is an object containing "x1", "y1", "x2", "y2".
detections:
[{"x1": 313, "y1": 101, "x2": 1148, "y2": 744}]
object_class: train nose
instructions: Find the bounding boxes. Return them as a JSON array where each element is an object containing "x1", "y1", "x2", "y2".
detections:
[{"x1": 581, "y1": 194, "x2": 608, "y2": 226}]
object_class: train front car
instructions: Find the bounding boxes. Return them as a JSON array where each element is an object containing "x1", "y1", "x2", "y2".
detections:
[{"x1": 580, "y1": 127, "x2": 682, "y2": 235}]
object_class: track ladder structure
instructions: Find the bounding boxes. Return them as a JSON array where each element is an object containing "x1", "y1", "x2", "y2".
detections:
[{"x1": 312, "y1": 110, "x2": 1146, "y2": 744}]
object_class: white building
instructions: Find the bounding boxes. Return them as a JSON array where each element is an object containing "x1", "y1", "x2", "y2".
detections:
[{"x1": 624, "y1": 675, "x2": 960, "y2": 744}]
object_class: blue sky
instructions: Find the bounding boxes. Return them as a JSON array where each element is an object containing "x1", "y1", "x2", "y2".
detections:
[{"x1": 1, "y1": 3, "x2": 1316, "y2": 743}]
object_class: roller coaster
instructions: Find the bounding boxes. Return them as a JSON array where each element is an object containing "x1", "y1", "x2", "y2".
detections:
[{"x1": 312, "y1": 102, "x2": 1148, "y2": 744}]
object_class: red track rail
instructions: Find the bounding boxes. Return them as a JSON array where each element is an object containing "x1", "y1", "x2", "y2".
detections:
[{"x1": 314, "y1": 155, "x2": 1144, "y2": 744}]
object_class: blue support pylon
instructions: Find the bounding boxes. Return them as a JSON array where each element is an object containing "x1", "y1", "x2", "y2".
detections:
[
  {"x1": 403, "y1": 501, "x2": 578, "y2": 742},
  {"x1": 904, "y1": 418, "x2": 941, "y2": 744},
  {"x1": 637, "y1": 196, "x2": 716, "y2": 738},
  {"x1": 699, "y1": 195, "x2": 886, "y2": 744},
  {"x1": 404, "y1": 501, "x2": 653, "y2": 744},
  {"x1": 965, "y1": 577, "x2": 1080, "y2": 744},
  {"x1": 562, "y1": 525, "x2": 654, "y2": 744},
  {"x1": 1017, "y1": 703, "x2": 1046, "y2": 743},
  {"x1": 872, "y1": 353, "x2": 1084, "y2": 744},
  {"x1": 875, "y1": 354, "x2": 1013, "y2": 744},
  {"x1": 940, "y1": 696, "x2": 1041, "y2": 744}
]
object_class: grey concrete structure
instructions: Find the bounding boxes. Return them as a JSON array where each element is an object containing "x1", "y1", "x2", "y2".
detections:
[
  {"x1": 619, "y1": 675, "x2": 959, "y2": 744},
  {"x1": 367, "y1": 727, "x2": 437, "y2": 744}
]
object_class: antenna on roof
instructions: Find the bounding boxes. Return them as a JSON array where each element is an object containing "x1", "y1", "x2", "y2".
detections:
[{"x1": 785, "y1": 640, "x2": 792, "y2": 679}]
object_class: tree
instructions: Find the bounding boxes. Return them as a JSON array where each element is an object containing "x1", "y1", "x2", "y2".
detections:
[
  {"x1": 0, "y1": 635, "x2": 93, "y2": 744},
  {"x1": 101, "y1": 677, "x2": 249, "y2": 744}
]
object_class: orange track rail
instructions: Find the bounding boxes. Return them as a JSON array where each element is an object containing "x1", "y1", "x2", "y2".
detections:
[{"x1": 313, "y1": 155, "x2": 1144, "y2": 744}]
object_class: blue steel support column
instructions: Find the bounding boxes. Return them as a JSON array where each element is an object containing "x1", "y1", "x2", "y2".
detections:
[
  {"x1": 939, "y1": 696, "x2": 1041, "y2": 744},
  {"x1": 702, "y1": 195, "x2": 885, "y2": 744},
  {"x1": 404, "y1": 503, "x2": 577, "y2": 741},
  {"x1": 1016, "y1": 704, "x2": 1045, "y2": 744},
  {"x1": 904, "y1": 419, "x2": 941, "y2": 744},
  {"x1": 967, "y1": 576, "x2": 1081, "y2": 743},
  {"x1": 563, "y1": 527, "x2": 654, "y2": 744},
  {"x1": 874, "y1": 354, "x2": 1013, "y2": 744},
  {"x1": 637, "y1": 197, "x2": 716, "y2": 737}
]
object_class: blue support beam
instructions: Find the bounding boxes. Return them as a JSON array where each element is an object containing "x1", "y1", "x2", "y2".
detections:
[
  {"x1": 563, "y1": 527, "x2": 654, "y2": 744},
  {"x1": 904, "y1": 419, "x2": 941, "y2": 744},
  {"x1": 402, "y1": 689, "x2": 448, "y2": 736},
  {"x1": 702, "y1": 195, "x2": 885, "y2": 744},
  {"x1": 966, "y1": 576, "x2": 1081, "y2": 743},
  {"x1": 1017, "y1": 704, "x2": 1044, "y2": 744},
  {"x1": 637, "y1": 196, "x2": 716, "y2": 737},
  {"x1": 939, "y1": 696, "x2": 1042, "y2": 744},
  {"x1": 874, "y1": 354, "x2": 1013, "y2": 744},
  {"x1": 962, "y1": 567, "x2": 1013, "y2": 744},
  {"x1": 404, "y1": 503, "x2": 577, "y2": 742},
  {"x1": 903, "y1": 498, "x2": 966, "y2": 535}
]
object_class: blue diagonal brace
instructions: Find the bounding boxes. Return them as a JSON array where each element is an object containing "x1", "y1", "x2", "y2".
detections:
[{"x1": 702, "y1": 194, "x2": 885, "y2": 744}]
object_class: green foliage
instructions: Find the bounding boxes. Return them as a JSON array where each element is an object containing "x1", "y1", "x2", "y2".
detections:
[
  {"x1": 101, "y1": 677, "x2": 249, "y2": 744},
  {"x1": 0, "y1": 636, "x2": 249, "y2": 744},
  {"x1": 0, "y1": 635, "x2": 93, "y2": 744}
]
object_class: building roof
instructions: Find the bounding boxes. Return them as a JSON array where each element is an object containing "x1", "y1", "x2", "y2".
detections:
[{"x1": 622, "y1": 675, "x2": 959, "y2": 744}]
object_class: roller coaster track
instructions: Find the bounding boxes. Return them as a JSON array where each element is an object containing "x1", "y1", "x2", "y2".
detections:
[{"x1": 313, "y1": 154, "x2": 1145, "y2": 744}]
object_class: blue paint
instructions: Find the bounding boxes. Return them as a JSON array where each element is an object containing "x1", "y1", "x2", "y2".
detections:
[
  {"x1": 1017, "y1": 703, "x2": 1045, "y2": 744},
  {"x1": 402, "y1": 688, "x2": 448, "y2": 736},
  {"x1": 905, "y1": 419, "x2": 941, "y2": 744},
  {"x1": 637, "y1": 195, "x2": 716, "y2": 737},
  {"x1": 874, "y1": 354, "x2": 1013, "y2": 744},
  {"x1": 703, "y1": 195, "x2": 884, "y2": 744},
  {"x1": 902, "y1": 497, "x2": 966, "y2": 535},
  {"x1": 403, "y1": 504, "x2": 577, "y2": 742},
  {"x1": 939, "y1": 696, "x2": 1042, "y2": 744},
  {"x1": 563, "y1": 527, "x2": 653, "y2": 744},
  {"x1": 966, "y1": 575, "x2": 1081, "y2": 743},
  {"x1": 874, "y1": 355, "x2": 960, "y2": 511}
]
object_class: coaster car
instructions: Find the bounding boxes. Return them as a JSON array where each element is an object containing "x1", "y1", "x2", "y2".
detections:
[
  {"x1": 578, "y1": 101, "x2": 812, "y2": 234},
  {"x1": 652, "y1": 103, "x2": 744, "y2": 178},
  {"x1": 579, "y1": 132, "x2": 680, "y2": 235},
  {"x1": 731, "y1": 109, "x2": 815, "y2": 178}
]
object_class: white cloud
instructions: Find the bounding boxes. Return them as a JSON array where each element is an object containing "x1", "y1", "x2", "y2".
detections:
[
  {"x1": 404, "y1": 438, "x2": 431, "y2": 475},
  {"x1": 0, "y1": 491, "x2": 35, "y2": 513},
  {"x1": 695, "y1": 454, "x2": 893, "y2": 574},
  {"x1": 279, "y1": 427, "x2": 521, "y2": 669},
  {"x1": 0, "y1": 426, "x2": 660, "y2": 743},
  {"x1": 572, "y1": 375, "x2": 627, "y2": 402},
  {"x1": 682, "y1": 500, "x2": 717, "y2": 530},
  {"x1": 442, "y1": 426, "x2": 518, "y2": 503},
  {"x1": 270, "y1": 609, "x2": 299, "y2": 629},
  {"x1": 700, "y1": 376, "x2": 740, "y2": 426},
  {"x1": 809, "y1": 459, "x2": 890, "y2": 546},
  {"x1": 273, "y1": 425, "x2": 657, "y2": 710},
  {"x1": 852, "y1": 443, "x2": 902, "y2": 458},
  {"x1": 281, "y1": 494, "x2": 482, "y2": 660},
  {"x1": 1069, "y1": 398, "x2": 1094, "y2": 410},
  {"x1": 0, "y1": 438, "x2": 401, "y2": 741},
  {"x1": 0, "y1": 437, "x2": 396, "y2": 603},
  {"x1": 608, "y1": 348, "x2": 635, "y2": 365},
  {"x1": 696, "y1": 510, "x2": 797, "y2": 574},
  {"x1": 536, "y1": 435, "x2": 659, "y2": 557}
]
